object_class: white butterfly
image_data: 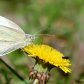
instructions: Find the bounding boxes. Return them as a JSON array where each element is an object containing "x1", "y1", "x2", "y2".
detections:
[{"x1": 0, "y1": 16, "x2": 36, "y2": 56}]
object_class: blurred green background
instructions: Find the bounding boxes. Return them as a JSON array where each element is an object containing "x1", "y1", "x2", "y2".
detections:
[{"x1": 0, "y1": 0, "x2": 84, "y2": 84}]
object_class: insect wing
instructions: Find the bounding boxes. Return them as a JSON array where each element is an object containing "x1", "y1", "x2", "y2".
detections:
[
  {"x1": 0, "y1": 41, "x2": 22, "y2": 56},
  {"x1": 0, "y1": 16, "x2": 26, "y2": 56},
  {"x1": 0, "y1": 16, "x2": 25, "y2": 35},
  {"x1": 0, "y1": 25, "x2": 25, "y2": 41},
  {"x1": 0, "y1": 26, "x2": 25, "y2": 56}
]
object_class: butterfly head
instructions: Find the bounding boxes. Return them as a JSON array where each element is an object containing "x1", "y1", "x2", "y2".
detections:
[
  {"x1": 25, "y1": 34, "x2": 36, "y2": 41},
  {"x1": 29, "y1": 35, "x2": 36, "y2": 41}
]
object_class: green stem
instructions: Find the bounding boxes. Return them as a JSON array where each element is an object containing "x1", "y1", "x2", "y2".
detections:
[{"x1": 0, "y1": 58, "x2": 28, "y2": 84}]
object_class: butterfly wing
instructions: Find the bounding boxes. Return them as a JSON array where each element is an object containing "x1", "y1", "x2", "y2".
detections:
[
  {"x1": 0, "y1": 16, "x2": 25, "y2": 35},
  {"x1": 0, "y1": 41, "x2": 22, "y2": 56},
  {"x1": 0, "y1": 16, "x2": 26, "y2": 56},
  {"x1": 0, "y1": 25, "x2": 25, "y2": 41}
]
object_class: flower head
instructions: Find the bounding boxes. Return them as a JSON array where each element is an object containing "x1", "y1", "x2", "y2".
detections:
[{"x1": 23, "y1": 44, "x2": 71, "y2": 73}]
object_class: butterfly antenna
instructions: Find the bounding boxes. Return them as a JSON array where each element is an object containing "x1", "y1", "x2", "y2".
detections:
[
  {"x1": 35, "y1": 34, "x2": 54, "y2": 36},
  {"x1": 34, "y1": 26, "x2": 51, "y2": 35}
]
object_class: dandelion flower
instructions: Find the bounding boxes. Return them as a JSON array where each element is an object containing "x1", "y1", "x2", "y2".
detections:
[
  {"x1": 23, "y1": 44, "x2": 71, "y2": 84},
  {"x1": 23, "y1": 44, "x2": 71, "y2": 73}
]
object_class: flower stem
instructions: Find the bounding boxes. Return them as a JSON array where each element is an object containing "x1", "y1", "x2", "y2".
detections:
[
  {"x1": 33, "y1": 79, "x2": 39, "y2": 84},
  {"x1": 0, "y1": 58, "x2": 28, "y2": 84}
]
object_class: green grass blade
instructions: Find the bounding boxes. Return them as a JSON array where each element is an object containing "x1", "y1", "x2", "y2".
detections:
[{"x1": 0, "y1": 58, "x2": 28, "y2": 84}]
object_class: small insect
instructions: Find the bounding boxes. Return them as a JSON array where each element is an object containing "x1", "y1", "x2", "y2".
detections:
[
  {"x1": 0, "y1": 16, "x2": 51, "y2": 56},
  {"x1": 62, "y1": 56, "x2": 70, "y2": 59}
]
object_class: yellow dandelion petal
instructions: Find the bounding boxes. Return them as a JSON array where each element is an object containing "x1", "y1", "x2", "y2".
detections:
[{"x1": 23, "y1": 44, "x2": 71, "y2": 73}]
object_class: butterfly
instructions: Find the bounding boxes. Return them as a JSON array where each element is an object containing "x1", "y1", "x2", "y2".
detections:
[{"x1": 0, "y1": 16, "x2": 36, "y2": 56}]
